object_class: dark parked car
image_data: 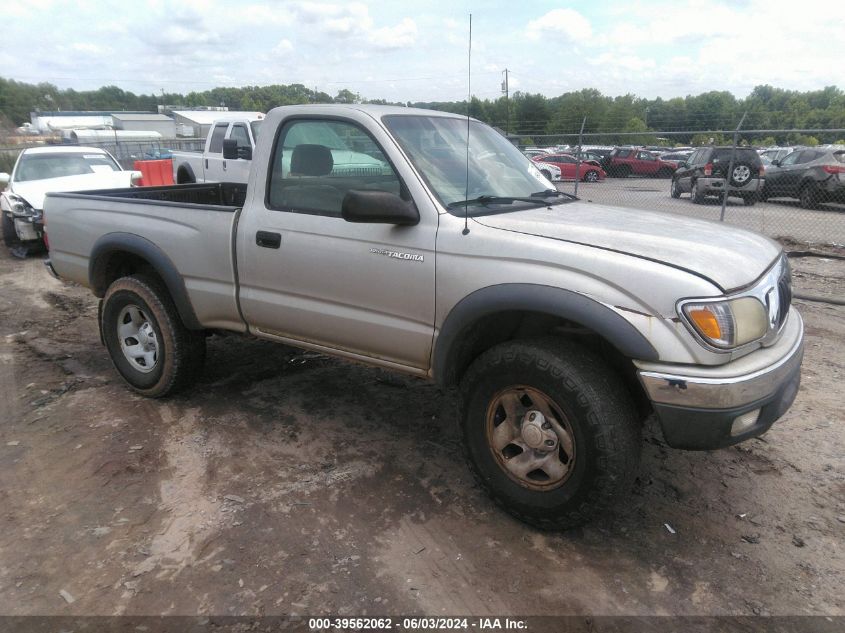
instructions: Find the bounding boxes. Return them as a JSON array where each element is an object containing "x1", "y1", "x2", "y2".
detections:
[
  {"x1": 670, "y1": 146, "x2": 765, "y2": 205},
  {"x1": 761, "y1": 148, "x2": 845, "y2": 208}
]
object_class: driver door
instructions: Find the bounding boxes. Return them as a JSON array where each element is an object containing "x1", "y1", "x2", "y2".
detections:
[{"x1": 236, "y1": 117, "x2": 437, "y2": 370}]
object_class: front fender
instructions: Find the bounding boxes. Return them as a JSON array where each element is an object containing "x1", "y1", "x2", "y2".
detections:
[{"x1": 432, "y1": 283, "x2": 659, "y2": 386}]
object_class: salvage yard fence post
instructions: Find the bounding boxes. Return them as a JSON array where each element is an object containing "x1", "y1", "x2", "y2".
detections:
[{"x1": 720, "y1": 111, "x2": 748, "y2": 222}]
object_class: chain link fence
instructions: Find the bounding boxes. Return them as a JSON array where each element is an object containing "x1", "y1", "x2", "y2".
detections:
[
  {"x1": 0, "y1": 138, "x2": 205, "y2": 173},
  {"x1": 2, "y1": 126, "x2": 844, "y2": 248},
  {"x1": 520, "y1": 125, "x2": 845, "y2": 248}
]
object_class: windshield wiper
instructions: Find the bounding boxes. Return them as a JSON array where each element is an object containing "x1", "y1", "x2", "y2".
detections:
[
  {"x1": 530, "y1": 189, "x2": 578, "y2": 201},
  {"x1": 447, "y1": 194, "x2": 555, "y2": 209}
]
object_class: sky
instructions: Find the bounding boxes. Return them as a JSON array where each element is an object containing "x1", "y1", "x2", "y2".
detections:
[{"x1": 2, "y1": 0, "x2": 843, "y2": 103}]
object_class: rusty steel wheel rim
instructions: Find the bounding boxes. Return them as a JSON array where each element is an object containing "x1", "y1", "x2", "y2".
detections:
[{"x1": 485, "y1": 385, "x2": 576, "y2": 491}]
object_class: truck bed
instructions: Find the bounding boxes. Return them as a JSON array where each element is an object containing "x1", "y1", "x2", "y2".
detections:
[{"x1": 45, "y1": 182, "x2": 247, "y2": 333}]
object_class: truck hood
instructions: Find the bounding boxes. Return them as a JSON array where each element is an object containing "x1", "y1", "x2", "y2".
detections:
[
  {"x1": 11, "y1": 172, "x2": 134, "y2": 210},
  {"x1": 473, "y1": 202, "x2": 781, "y2": 292}
]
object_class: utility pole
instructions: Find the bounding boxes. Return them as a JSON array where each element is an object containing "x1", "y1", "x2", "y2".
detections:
[{"x1": 501, "y1": 68, "x2": 509, "y2": 135}]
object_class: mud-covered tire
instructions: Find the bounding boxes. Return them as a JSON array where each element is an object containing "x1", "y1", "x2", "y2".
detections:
[
  {"x1": 102, "y1": 275, "x2": 205, "y2": 397},
  {"x1": 670, "y1": 178, "x2": 681, "y2": 198},
  {"x1": 459, "y1": 338, "x2": 640, "y2": 530},
  {"x1": 2, "y1": 212, "x2": 20, "y2": 247}
]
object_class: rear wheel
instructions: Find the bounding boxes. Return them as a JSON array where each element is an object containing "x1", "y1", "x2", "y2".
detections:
[
  {"x1": 176, "y1": 166, "x2": 196, "y2": 184},
  {"x1": 102, "y1": 275, "x2": 205, "y2": 397},
  {"x1": 690, "y1": 179, "x2": 705, "y2": 204},
  {"x1": 799, "y1": 183, "x2": 819, "y2": 209},
  {"x1": 460, "y1": 339, "x2": 640, "y2": 530}
]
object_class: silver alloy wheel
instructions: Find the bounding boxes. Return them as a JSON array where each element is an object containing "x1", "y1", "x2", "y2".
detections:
[
  {"x1": 117, "y1": 304, "x2": 159, "y2": 373},
  {"x1": 585, "y1": 170, "x2": 598, "y2": 182},
  {"x1": 732, "y1": 165, "x2": 751, "y2": 184},
  {"x1": 485, "y1": 385, "x2": 576, "y2": 491}
]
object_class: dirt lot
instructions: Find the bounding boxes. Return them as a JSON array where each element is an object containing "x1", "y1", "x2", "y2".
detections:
[{"x1": 0, "y1": 248, "x2": 842, "y2": 618}]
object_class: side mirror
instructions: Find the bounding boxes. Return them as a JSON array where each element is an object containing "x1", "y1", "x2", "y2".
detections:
[
  {"x1": 771, "y1": 159, "x2": 780, "y2": 167},
  {"x1": 237, "y1": 146, "x2": 252, "y2": 160},
  {"x1": 0, "y1": 172, "x2": 9, "y2": 188},
  {"x1": 341, "y1": 190, "x2": 419, "y2": 226},
  {"x1": 222, "y1": 138, "x2": 239, "y2": 160}
]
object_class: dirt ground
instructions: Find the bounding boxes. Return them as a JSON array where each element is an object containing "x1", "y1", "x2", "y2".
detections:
[{"x1": 0, "y1": 247, "x2": 842, "y2": 618}]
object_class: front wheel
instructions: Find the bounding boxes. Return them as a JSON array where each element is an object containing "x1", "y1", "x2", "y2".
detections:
[
  {"x1": 2, "y1": 212, "x2": 20, "y2": 247},
  {"x1": 460, "y1": 339, "x2": 640, "y2": 530},
  {"x1": 583, "y1": 170, "x2": 599, "y2": 183},
  {"x1": 670, "y1": 178, "x2": 681, "y2": 198},
  {"x1": 102, "y1": 275, "x2": 205, "y2": 397}
]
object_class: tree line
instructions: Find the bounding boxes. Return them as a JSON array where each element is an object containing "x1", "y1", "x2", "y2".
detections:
[{"x1": 2, "y1": 77, "x2": 844, "y2": 146}]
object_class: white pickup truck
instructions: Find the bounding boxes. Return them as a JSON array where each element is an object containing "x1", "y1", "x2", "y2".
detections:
[
  {"x1": 43, "y1": 104, "x2": 803, "y2": 529},
  {"x1": 171, "y1": 115, "x2": 264, "y2": 185}
]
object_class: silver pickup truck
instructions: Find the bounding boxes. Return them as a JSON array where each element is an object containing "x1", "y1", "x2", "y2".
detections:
[{"x1": 43, "y1": 104, "x2": 803, "y2": 529}]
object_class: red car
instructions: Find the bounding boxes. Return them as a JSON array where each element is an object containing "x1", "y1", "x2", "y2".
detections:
[
  {"x1": 604, "y1": 147, "x2": 677, "y2": 178},
  {"x1": 532, "y1": 154, "x2": 606, "y2": 182}
]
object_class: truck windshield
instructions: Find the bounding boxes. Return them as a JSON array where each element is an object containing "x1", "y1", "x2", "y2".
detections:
[
  {"x1": 382, "y1": 115, "x2": 569, "y2": 214},
  {"x1": 15, "y1": 152, "x2": 121, "y2": 182}
]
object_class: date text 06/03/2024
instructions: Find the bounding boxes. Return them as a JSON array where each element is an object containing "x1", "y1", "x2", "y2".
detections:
[{"x1": 308, "y1": 617, "x2": 528, "y2": 630}]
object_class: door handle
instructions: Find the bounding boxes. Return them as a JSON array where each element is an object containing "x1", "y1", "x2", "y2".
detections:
[{"x1": 256, "y1": 231, "x2": 281, "y2": 249}]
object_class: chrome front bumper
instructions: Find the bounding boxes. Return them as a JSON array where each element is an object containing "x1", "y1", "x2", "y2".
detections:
[{"x1": 635, "y1": 309, "x2": 804, "y2": 449}]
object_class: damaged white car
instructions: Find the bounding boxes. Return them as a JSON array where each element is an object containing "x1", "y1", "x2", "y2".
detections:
[{"x1": 0, "y1": 146, "x2": 140, "y2": 256}]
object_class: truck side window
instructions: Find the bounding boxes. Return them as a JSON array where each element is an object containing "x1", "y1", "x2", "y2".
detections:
[
  {"x1": 208, "y1": 124, "x2": 229, "y2": 154},
  {"x1": 230, "y1": 124, "x2": 251, "y2": 149},
  {"x1": 267, "y1": 119, "x2": 402, "y2": 217}
]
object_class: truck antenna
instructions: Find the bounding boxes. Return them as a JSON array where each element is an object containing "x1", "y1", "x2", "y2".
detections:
[{"x1": 462, "y1": 13, "x2": 472, "y2": 236}]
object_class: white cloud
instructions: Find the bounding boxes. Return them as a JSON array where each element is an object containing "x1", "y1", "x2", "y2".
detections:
[
  {"x1": 71, "y1": 42, "x2": 107, "y2": 55},
  {"x1": 526, "y1": 9, "x2": 592, "y2": 42},
  {"x1": 368, "y1": 18, "x2": 418, "y2": 50},
  {"x1": 272, "y1": 39, "x2": 294, "y2": 55}
]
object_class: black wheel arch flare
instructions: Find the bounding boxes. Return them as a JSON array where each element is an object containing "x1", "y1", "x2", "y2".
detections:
[{"x1": 432, "y1": 283, "x2": 659, "y2": 387}]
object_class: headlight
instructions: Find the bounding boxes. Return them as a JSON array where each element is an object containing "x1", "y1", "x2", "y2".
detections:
[
  {"x1": 682, "y1": 296, "x2": 768, "y2": 349},
  {"x1": 9, "y1": 195, "x2": 35, "y2": 217}
]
